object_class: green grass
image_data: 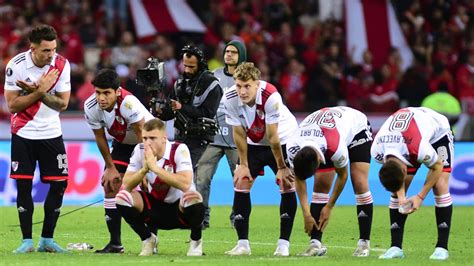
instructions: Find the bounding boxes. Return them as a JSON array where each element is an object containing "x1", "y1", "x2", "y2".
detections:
[{"x1": 1, "y1": 205, "x2": 473, "y2": 265}]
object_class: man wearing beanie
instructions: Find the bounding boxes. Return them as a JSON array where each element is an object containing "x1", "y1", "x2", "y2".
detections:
[{"x1": 196, "y1": 40, "x2": 247, "y2": 229}]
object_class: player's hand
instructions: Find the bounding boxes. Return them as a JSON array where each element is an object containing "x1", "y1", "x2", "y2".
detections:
[
  {"x1": 182, "y1": 190, "x2": 203, "y2": 206},
  {"x1": 276, "y1": 166, "x2": 294, "y2": 188},
  {"x1": 317, "y1": 205, "x2": 333, "y2": 232},
  {"x1": 101, "y1": 167, "x2": 121, "y2": 193},
  {"x1": 144, "y1": 145, "x2": 157, "y2": 172},
  {"x1": 170, "y1": 99, "x2": 182, "y2": 111},
  {"x1": 37, "y1": 69, "x2": 59, "y2": 93},
  {"x1": 303, "y1": 213, "x2": 317, "y2": 236},
  {"x1": 404, "y1": 195, "x2": 423, "y2": 214},
  {"x1": 16, "y1": 80, "x2": 38, "y2": 94},
  {"x1": 233, "y1": 164, "x2": 253, "y2": 185}
]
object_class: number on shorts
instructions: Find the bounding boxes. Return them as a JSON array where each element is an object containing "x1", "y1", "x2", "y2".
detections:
[{"x1": 57, "y1": 154, "x2": 68, "y2": 170}]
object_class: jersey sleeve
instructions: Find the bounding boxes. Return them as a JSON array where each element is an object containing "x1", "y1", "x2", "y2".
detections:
[
  {"x1": 224, "y1": 96, "x2": 241, "y2": 126},
  {"x1": 331, "y1": 141, "x2": 349, "y2": 168},
  {"x1": 4, "y1": 61, "x2": 21, "y2": 91},
  {"x1": 370, "y1": 141, "x2": 384, "y2": 164},
  {"x1": 121, "y1": 95, "x2": 145, "y2": 125},
  {"x1": 174, "y1": 144, "x2": 193, "y2": 173},
  {"x1": 264, "y1": 93, "x2": 282, "y2": 125},
  {"x1": 84, "y1": 103, "x2": 103, "y2": 130},
  {"x1": 418, "y1": 141, "x2": 439, "y2": 168},
  {"x1": 54, "y1": 60, "x2": 71, "y2": 93},
  {"x1": 127, "y1": 144, "x2": 144, "y2": 172},
  {"x1": 286, "y1": 138, "x2": 300, "y2": 169}
]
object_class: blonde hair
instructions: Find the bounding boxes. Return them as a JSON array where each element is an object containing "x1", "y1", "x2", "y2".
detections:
[
  {"x1": 143, "y1": 118, "x2": 166, "y2": 132},
  {"x1": 234, "y1": 62, "x2": 261, "y2": 81}
]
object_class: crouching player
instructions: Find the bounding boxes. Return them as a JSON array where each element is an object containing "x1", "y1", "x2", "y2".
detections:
[{"x1": 115, "y1": 119, "x2": 205, "y2": 256}]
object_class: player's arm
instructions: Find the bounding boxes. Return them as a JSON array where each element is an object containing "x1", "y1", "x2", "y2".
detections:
[
  {"x1": 267, "y1": 122, "x2": 293, "y2": 186},
  {"x1": 295, "y1": 177, "x2": 317, "y2": 236},
  {"x1": 406, "y1": 158, "x2": 443, "y2": 213},
  {"x1": 232, "y1": 125, "x2": 253, "y2": 182},
  {"x1": 131, "y1": 118, "x2": 145, "y2": 142},
  {"x1": 92, "y1": 128, "x2": 121, "y2": 191},
  {"x1": 40, "y1": 90, "x2": 70, "y2": 112},
  {"x1": 318, "y1": 166, "x2": 348, "y2": 232},
  {"x1": 5, "y1": 69, "x2": 60, "y2": 113},
  {"x1": 122, "y1": 168, "x2": 148, "y2": 192}
]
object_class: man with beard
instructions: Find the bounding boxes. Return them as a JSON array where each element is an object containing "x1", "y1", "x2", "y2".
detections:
[{"x1": 157, "y1": 44, "x2": 222, "y2": 249}]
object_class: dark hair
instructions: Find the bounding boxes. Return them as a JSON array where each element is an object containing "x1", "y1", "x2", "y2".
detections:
[
  {"x1": 182, "y1": 44, "x2": 207, "y2": 70},
  {"x1": 379, "y1": 159, "x2": 405, "y2": 192},
  {"x1": 91, "y1": 69, "x2": 120, "y2": 90},
  {"x1": 143, "y1": 118, "x2": 166, "y2": 132},
  {"x1": 293, "y1": 146, "x2": 320, "y2": 180},
  {"x1": 29, "y1": 25, "x2": 57, "y2": 44}
]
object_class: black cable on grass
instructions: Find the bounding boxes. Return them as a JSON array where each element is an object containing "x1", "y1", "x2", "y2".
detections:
[{"x1": 8, "y1": 199, "x2": 103, "y2": 227}]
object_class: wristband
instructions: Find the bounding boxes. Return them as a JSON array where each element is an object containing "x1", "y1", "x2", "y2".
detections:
[
  {"x1": 416, "y1": 193, "x2": 425, "y2": 200},
  {"x1": 278, "y1": 166, "x2": 287, "y2": 170}
]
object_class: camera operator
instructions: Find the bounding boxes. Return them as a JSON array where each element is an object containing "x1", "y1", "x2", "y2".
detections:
[{"x1": 157, "y1": 44, "x2": 222, "y2": 169}]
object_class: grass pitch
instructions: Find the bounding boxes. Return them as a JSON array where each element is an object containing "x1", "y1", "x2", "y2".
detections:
[{"x1": 1, "y1": 205, "x2": 473, "y2": 265}]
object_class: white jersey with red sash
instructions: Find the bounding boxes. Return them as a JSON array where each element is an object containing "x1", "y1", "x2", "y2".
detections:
[
  {"x1": 127, "y1": 140, "x2": 194, "y2": 203},
  {"x1": 371, "y1": 107, "x2": 451, "y2": 169},
  {"x1": 4, "y1": 51, "x2": 71, "y2": 139},
  {"x1": 84, "y1": 88, "x2": 154, "y2": 145},
  {"x1": 287, "y1": 106, "x2": 369, "y2": 169},
  {"x1": 223, "y1": 80, "x2": 297, "y2": 145}
]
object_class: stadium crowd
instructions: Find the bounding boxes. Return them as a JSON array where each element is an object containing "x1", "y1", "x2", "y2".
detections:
[{"x1": 0, "y1": 0, "x2": 473, "y2": 119}]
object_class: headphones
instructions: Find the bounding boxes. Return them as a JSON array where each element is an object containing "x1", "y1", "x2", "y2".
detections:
[{"x1": 181, "y1": 44, "x2": 207, "y2": 70}]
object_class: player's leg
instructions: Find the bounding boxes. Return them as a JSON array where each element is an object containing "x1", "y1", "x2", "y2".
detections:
[
  {"x1": 430, "y1": 135, "x2": 453, "y2": 260},
  {"x1": 195, "y1": 145, "x2": 224, "y2": 228},
  {"x1": 96, "y1": 142, "x2": 134, "y2": 253},
  {"x1": 300, "y1": 169, "x2": 334, "y2": 256},
  {"x1": 224, "y1": 148, "x2": 239, "y2": 227},
  {"x1": 37, "y1": 136, "x2": 69, "y2": 253},
  {"x1": 116, "y1": 190, "x2": 156, "y2": 256},
  {"x1": 178, "y1": 190, "x2": 205, "y2": 256},
  {"x1": 225, "y1": 145, "x2": 260, "y2": 256},
  {"x1": 380, "y1": 173, "x2": 415, "y2": 259},
  {"x1": 267, "y1": 145, "x2": 296, "y2": 256},
  {"x1": 10, "y1": 134, "x2": 36, "y2": 253},
  {"x1": 350, "y1": 162, "x2": 372, "y2": 257}
]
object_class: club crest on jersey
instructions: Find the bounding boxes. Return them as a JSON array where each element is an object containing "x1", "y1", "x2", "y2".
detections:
[
  {"x1": 423, "y1": 155, "x2": 431, "y2": 162},
  {"x1": 12, "y1": 161, "x2": 19, "y2": 172},
  {"x1": 115, "y1": 116, "x2": 125, "y2": 125},
  {"x1": 124, "y1": 102, "x2": 133, "y2": 110},
  {"x1": 256, "y1": 109, "x2": 265, "y2": 119}
]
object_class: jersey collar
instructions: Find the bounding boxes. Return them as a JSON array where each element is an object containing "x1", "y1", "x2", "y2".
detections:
[{"x1": 162, "y1": 140, "x2": 172, "y2": 160}]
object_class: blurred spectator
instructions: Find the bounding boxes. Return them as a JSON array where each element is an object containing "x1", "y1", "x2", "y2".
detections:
[
  {"x1": 421, "y1": 82, "x2": 461, "y2": 125},
  {"x1": 279, "y1": 58, "x2": 307, "y2": 111},
  {"x1": 368, "y1": 66, "x2": 399, "y2": 113},
  {"x1": 110, "y1": 31, "x2": 141, "y2": 67}
]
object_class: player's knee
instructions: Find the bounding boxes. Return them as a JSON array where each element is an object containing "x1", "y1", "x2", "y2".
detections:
[
  {"x1": 49, "y1": 180, "x2": 67, "y2": 195},
  {"x1": 115, "y1": 190, "x2": 134, "y2": 208},
  {"x1": 183, "y1": 202, "x2": 205, "y2": 227},
  {"x1": 235, "y1": 177, "x2": 252, "y2": 191}
]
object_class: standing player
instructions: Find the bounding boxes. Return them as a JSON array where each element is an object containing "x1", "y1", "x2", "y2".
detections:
[
  {"x1": 371, "y1": 107, "x2": 453, "y2": 260},
  {"x1": 115, "y1": 119, "x2": 205, "y2": 256},
  {"x1": 196, "y1": 40, "x2": 247, "y2": 228},
  {"x1": 223, "y1": 62, "x2": 298, "y2": 256},
  {"x1": 84, "y1": 69, "x2": 154, "y2": 253},
  {"x1": 287, "y1": 106, "x2": 374, "y2": 257},
  {"x1": 4, "y1": 25, "x2": 71, "y2": 253}
]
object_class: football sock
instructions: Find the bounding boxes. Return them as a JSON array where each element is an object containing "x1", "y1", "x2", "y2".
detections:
[
  {"x1": 310, "y1": 203, "x2": 325, "y2": 241},
  {"x1": 355, "y1": 192, "x2": 373, "y2": 240},
  {"x1": 435, "y1": 194, "x2": 453, "y2": 250},
  {"x1": 41, "y1": 181, "x2": 67, "y2": 238},
  {"x1": 104, "y1": 198, "x2": 122, "y2": 245},
  {"x1": 233, "y1": 191, "x2": 251, "y2": 239},
  {"x1": 116, "y1": 204, "x2": 151, "y2": 241},
  {"x1": 279, "y1": 192, "x2": 297, "y2": 241},
  {"x1": 389, "y1": 204, "x2": 408, "y2": 248},
  {"x1": 16, "y1": 179, "x2": 34, "y2": 239}
]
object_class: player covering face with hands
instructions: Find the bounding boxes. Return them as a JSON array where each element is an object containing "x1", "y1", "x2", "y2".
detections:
[{"x1": 115, "y1": 119, "x2": 205, "y2": 257}]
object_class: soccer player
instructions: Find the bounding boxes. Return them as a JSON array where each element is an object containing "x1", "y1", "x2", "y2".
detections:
[
  {"x1": 84, "y1": 69, "x2": 154, "y2": 253},
  {"x1": 115, "y1": 119, "x2": 205, "y2": 256},
  {"x1": 223, "y1": 62, "x2": 298, "y2": 256},
  {"x1": 4, "y1": 25, "x2": 71, "y2": 253},
  {"x1": 196, "y1": 40, "x2": 247, "y2": 228},
  {"x1": 287, "y1": 106, "x2": 374, "y2": 257},
  {"x1": 372, "y1": 107, "x2": 453, "y2": 260}
]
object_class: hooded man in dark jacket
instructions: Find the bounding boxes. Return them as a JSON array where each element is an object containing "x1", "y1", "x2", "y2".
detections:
[{"x1": 195, "y1": 40, "x2": 247, "y2": 229}]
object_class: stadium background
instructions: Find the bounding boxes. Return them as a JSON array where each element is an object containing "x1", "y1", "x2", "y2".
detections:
[{"x1": 0, "y1": 0, "x2": 473, "y2": 206}]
